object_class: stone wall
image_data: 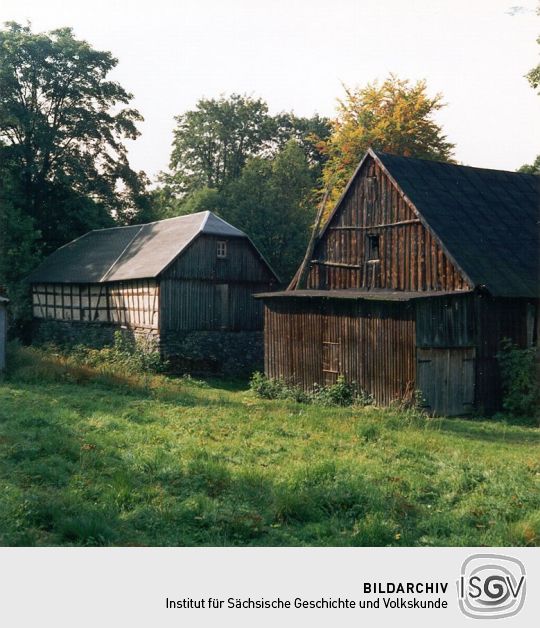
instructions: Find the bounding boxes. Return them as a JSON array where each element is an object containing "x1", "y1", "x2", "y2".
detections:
[
  {"x1": 32, "y1": 319, "x2": 160, "y2": 352},
  {"x1": 161, "y1": 330, "x2": 264, "y2": 376},
  {"x1": 32, "y1": 319, "x2": 263, "y2": 376}
]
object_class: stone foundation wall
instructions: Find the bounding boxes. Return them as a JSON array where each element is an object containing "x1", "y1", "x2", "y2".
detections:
[
  {"x1": 33, "y1": 319, "x2": 262, "y2": 376},
  {"x1": 32, "y1": 319, "x2": 160, "y2": 352},
  {"x1": 161, "y1": 330, "x2": 264, "y2": 376}
]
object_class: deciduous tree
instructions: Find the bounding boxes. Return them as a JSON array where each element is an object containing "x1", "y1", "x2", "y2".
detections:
[
  {"x1": 319, "y1": 75, "x2": 455, "y2": 209},
  {"x1": 222, "y1": 141, "x2": 316, "y2": 280},
  {"x1": 0, "y1": 22, "x2": 145, "y2": 247},
  {"x1": 165, "y1": 94, "x2": 330, "y2": 197}
]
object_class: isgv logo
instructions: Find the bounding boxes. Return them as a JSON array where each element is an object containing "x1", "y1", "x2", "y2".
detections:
[{"x1": 457, "y1": 554, "x2": 526, "y2": 619}]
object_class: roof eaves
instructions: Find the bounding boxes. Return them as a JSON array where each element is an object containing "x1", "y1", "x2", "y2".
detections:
[{"x1": 26, "y1": 230, "x2": 94, "y2": 283}]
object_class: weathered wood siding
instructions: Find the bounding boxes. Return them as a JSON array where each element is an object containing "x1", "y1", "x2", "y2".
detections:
[
  {"x1": 307, "y1": 158, "x2": 471, "y2": 292},
  {"x1": 160, "y1": 280, "x2": 269, "y2": 331},
  {"x1": 163, "y1": 234, "x2": 274, "y2": 283},
  {"x1": 416, "y1": 293, "x2": 537, "y2": 414},
  {"x1": 475, "y1": 295, "x2": 536, "y2": 413},
  {"x1": 417, "y1": 347, "x2": 476, "y2": 415},
  {"x1": 32, "y1": 280, "x2": 159, "y2": 329},
  {"x1": 264, "y1": 298, "x2": 416, "y2": 405},
  {"x1": 416, "y1": 294, "x2": 476, "y2": 348},
  {"x1": 160, "y1": 234, "x2": 275, "y2": 332}
]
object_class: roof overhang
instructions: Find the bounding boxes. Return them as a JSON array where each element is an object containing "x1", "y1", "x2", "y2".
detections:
[{"x1": 255, "y1": 289, "x2": 474, "y2": 301}]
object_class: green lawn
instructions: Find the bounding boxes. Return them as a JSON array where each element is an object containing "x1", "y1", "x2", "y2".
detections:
[{"x1": 0, "y1": 346, "x2": 538, "y2": 546}]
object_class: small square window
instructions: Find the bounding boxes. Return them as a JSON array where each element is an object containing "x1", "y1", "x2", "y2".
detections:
[
  {"x1": 366, "y1": 234, "x2": 380, "y2": 261},
  {"x1": 216, "y1": 241, "x2": 227, "y2": 259}
]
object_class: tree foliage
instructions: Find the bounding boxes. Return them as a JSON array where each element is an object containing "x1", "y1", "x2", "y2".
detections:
[
  {"x1": 0, "y1": 22, "x2": 146, "y2": 331},
  {"x1": 222, "y1": 140, "x2": 316, "y2": 280},
  {"x1": 153, "y1": 95, "x2": 330, "y2": 280},
  {"x1": 0, "y1": 22, "x2": 145, "y2": 239},
  {"x1": 0, "y1": 164, "x2": 40, "y2": 335},
  {"x1": 165, "y1": 93, "x2": 330, "y2": 197},
  {"x1": 518, "y1": 155, "x2": 540, "y2": 174},
  {"x1": 319, "y1": 75, "x2": 455, "y2": 208},
  {"x1": 526, "y1": 6, "x2": 540, "y2": 92}
]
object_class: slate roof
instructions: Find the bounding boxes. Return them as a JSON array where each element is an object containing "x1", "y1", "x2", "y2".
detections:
[
  {"x1": 373, "y1": 150, "x2": 539, "y2": 298},
  {"x1": 29, "y1": 211, "x2": 248, "y2": 283}
]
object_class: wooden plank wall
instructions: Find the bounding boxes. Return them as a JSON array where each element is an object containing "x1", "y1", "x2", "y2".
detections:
[
  {"x1": 417, "y1": 347, "x2": 476, "y2": 415},
  {"x1": 475, "y1": 295, "x2": 534, "y2": 413},
  {"x1": 163, "y1": 235, "x2": 275, "y2": 283},
  {"x1": 308, "y1": 159, "x2": 470, "y2": 292},
  {"x1": 415, "y1": 294, "x2": 476, "y2": 348},
  {"x1": 160, "y1": 234, "x2": 276, "y2": 333},
  {"x1": 32, "y1": 280, "x2": 159, "y2": 329},
  {"x1": 264, "y1": 298, "x2": 416, "y2": 405},
  {"x1": 160, "y1": 280, "x2": 269, "y2": 332}
]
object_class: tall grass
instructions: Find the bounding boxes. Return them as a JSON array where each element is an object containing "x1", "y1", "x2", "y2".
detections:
[{"x1": 0, "y1": 344, "x2": 538, "y2": 546}]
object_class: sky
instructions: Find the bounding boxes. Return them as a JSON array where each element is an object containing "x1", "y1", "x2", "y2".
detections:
[{"x1": 1, "y1": 0, "x2": 538, "y2": 179}]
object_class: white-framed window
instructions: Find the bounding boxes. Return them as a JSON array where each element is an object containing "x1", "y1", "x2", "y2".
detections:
[{"x1": 216, "y1": 240, "x2": 227, "y2": 259}]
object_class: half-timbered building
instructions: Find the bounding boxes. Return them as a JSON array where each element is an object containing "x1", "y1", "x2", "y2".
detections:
[
  {"x1": 29, "y1": 211, "x2": 278, "y2": 371},
  {"x1": 257, "y1": 149, "x2": 539, "y2": 415}
]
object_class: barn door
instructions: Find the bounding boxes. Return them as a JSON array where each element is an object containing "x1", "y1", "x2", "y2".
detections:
[{"x1": 417, "y1": 347, "x2": 475, "y2": 416}]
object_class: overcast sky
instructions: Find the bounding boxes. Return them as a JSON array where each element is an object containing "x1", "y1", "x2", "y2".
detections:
[{"x1": 1, "y1": 0, "x2": 538, "y2": 179}]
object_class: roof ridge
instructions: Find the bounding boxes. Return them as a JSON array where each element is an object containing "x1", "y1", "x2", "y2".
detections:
[
  {"x1": 200, "y1": 210, "x2": 211, "y2": 232},
  {"x1": 100, "y1": 225, "x2": 145, "y2": 282},
  {"x1": 373, "y1": 150, "x2": 539, "y2": 178},
  {"x1": 88, "y1": 211, "x2": 211, "y2": 234}
]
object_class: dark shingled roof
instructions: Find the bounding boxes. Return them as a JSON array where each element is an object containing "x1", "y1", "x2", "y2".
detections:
[
  {"x1": 28, "y1": 211, "x2": 248, "y2": 283},
  {"x1": 373, "y1": 151, "x2": 539, "y2": 298}
]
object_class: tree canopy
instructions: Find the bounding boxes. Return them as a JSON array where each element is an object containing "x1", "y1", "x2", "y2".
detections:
[
  {"x1": 222, "y1": 140, "x2": 317, "y2": 280},
  {"x1": 0, "y1": 22, "x2": 146, "y2": 329},
  {"x1": 319, "y1": 75, "x2": 455, "y2": 208},
  {"x1": 0, "y1": 22, "x2": 145, "y2": 238},
  {"x1": 165, "y1": 93, "x2": 330, "y2": 198}
]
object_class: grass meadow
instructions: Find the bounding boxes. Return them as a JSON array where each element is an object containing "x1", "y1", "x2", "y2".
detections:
[{"x1": 0, "y1": 345, "x2": 538, "y2": 547}]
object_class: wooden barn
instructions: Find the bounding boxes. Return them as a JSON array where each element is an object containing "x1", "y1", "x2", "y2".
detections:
[
  {"x1": 0, "y1": 296, "x2": 8, "y2": 371},
  {"x1": 257, "y1": 149, "x2": 539, "y2": 415},
  {"x1": 29, "y1": 211, "x2": 278, "y2": 371}
]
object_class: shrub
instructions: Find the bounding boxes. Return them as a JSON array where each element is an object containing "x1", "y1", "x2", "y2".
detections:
[
  {"x1": 72, "y1": 331, "x2": 167, "y2": 374},
  {"x1": 497, "y1": 339, "x2": 539, "y2": 418},
  {"x1": 249, "y1": 372, "x2": 308, "y2": 403},
  {"x1": 249, "y1": 372, "x2": 373, "y2": 407}
]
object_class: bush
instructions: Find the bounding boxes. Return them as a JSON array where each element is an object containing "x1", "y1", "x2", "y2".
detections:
[
  {"x1": 249, "y1": 373, "x2": 373, "y2": 407},
  {"x1": 249, "y1": 372, "x2": 308, "y2": 403},
  {"x1": 497, "y1": 339, "x2": 539, "y2": 418},
  {"x1": 72, "y1": 331, "x2": 167, "y2": 374}
]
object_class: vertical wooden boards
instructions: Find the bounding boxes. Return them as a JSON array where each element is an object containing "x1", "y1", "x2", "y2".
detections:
[
  {"x1": 160, "y1": 279, "x2": 269, "y2": 333},
  {"x1": 263, "y1": 296, "x2": 416, "y2": 405},
  {"x1": 475, "y1": 294, "x2": 534, "y2": 413},
  {"x1": 308, "y1": 157, "x2": 470, "y2": 293},
  {"x1": 417, "y1": 347, "x2": 475, "y2": 416},
  {"x1": 163, "y1": 234, "x2": 276, "y2": 284}
]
